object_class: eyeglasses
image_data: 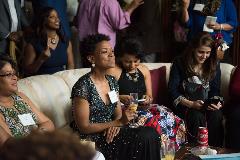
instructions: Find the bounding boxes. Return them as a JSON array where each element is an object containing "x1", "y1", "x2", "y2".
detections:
[{"x1": 0, "y1": 72, "x2": 17, "y2": 78}]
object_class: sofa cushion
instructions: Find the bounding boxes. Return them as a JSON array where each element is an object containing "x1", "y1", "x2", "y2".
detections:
[
  {"x1": 229, "y1": 66, "x2": 240, "y2": 99},
  {"x1": 150, "y1": 66, "x2": 168, "y2": 105},
  {"x1": 18, "y1": 75, "x2": 72, "y2": 128}
]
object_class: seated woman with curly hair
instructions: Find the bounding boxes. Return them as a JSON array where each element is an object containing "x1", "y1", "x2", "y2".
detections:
[{"x1": 70, "y1": 34, "x2": 161, "y2": 160}]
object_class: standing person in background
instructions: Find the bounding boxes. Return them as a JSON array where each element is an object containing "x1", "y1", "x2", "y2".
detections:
[
  {"x1": 181, "y1": 0, "x2": 238, "y2": 63},
  {"x1": 77, "y1": 0, "x2": 144, "y2": 48},
  {"x1": 23, "y1": 7, "x2": 74, "y2": 75},
  {"x1": 0, "y1": 0, "x2": 29, "y2": 55},
  {"x1": 168, "y1": 32, "x2": 224, "y2": 147},
  {"x1": 123, "y1": 0, "x2": 164, "y2": 62},
  {"x1": 31, "y1": 0, "x2": 71, "y2": 39}
]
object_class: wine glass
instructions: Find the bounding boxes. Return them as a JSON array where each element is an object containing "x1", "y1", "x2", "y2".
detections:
[{"x1": 129, "y1": 93, "x2": 138, "y2": 128}]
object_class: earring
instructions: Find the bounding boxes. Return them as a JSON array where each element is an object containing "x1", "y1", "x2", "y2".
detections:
[{"x1": 91, "y1": 63, "x2": 95, "y2": 67}]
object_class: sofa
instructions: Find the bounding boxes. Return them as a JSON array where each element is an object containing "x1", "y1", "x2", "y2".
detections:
[{"x1": 17, "y1": 63, "x2": 235, "y2": 130}]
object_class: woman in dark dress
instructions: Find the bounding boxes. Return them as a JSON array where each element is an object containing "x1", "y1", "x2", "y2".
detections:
[
  {"x1": 107, "y1": 37, "x2": 186, "y2": 150},
  {"x1": 168, "y1": 32, "x2": 224, "y2": 147},
  {"x1": 23, "y1": 7, "x2": 74, "y2": 75},
  {"x1": 70, "y1": 34, "x2": 160, "y2": 160}
]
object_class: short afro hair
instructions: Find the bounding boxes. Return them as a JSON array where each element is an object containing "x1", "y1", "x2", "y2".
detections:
[{"x1": 80, "y1": 34, "x2": 110, "y2": 67}]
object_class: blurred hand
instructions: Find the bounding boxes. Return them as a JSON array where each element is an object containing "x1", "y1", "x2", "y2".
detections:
[
  {"x1": 119, "y1": 108, "x2": 136, "y2": 125},
  {"x1": 120, "y1": 95, "x2": 133, "y2": 105},
  {"x1": 40, "y1": 45, "x2": 51, "y2": 60},
  {"x1": 103, "y1": 127, "x2": 120, "y2": 143},
  {"x1": 190, "y1": 100, "x2": 204, "y2": 110},
  {"x1": 8, "y1": 31, "x2": 23, "y2": 42},
  {"x1": 130, "y1": 0, "x2": 144, "y2": 9},
  {"x1": 182, "y1": 0, "x2": 190, "y2": 9},
  {"x1": 207, "y1": 22, "x2": 220, "y2": 30},
  {"x1": 141, "y1": 95, "x2": 152, "y2": 106},
  {"x1": 207, "y1": 102, "x2": 222, "y2": 111}
]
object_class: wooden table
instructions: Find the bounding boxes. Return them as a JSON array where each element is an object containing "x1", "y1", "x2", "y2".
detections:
[{"x1": 174, "y1": 143, "x2": 239, "y2": 160}]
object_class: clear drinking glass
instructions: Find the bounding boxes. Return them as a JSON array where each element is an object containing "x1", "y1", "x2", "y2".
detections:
[
  {"x1": 128, "y1": 93, "x2": 138, "y2": 128},
  {"x1": 164, "y1": 140, "x2": 175, "y2": 160}
]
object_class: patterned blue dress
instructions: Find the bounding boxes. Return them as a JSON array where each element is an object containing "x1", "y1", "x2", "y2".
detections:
[{"x1": 71, "y1": 72, "x2": 161, "y2": 160}]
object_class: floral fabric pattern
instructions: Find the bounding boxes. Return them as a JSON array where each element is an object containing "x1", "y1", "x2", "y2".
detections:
[
  {"x1": 0, "y1": 94, "x2": 38, "y2": 137},
  {"x1": 132, "y1": 105, "x2": 186, "y2": 150}
]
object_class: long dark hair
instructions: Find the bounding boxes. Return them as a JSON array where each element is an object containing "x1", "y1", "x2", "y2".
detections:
[
  {"x1": 182, "y1": 32, "x2": 217, "y2": 81},
  {"x1": 34, "y1": 7, "x2": 65, "y2": 48}
]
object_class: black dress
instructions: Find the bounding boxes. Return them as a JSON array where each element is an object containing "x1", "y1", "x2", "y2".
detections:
[
  {"x1": 118, "y1": 68, "x2": 146, "y2": 99},
  {"x1": 71, "y1": 72, "x2": 160, "y2": 160}
]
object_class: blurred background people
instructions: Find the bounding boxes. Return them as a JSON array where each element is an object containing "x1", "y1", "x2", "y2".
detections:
[
  {"x1": 168, "y1": 32, "x2": 224, "y2": 147},
  {"x1": 23, "y1": 7, "x2": 74, "y2": 76},
  {"x1": 31, "y1": 0, "x2": 71, "y2": 39},
  {"x1": 181, "y1": 0, "x2": 238, "y2": 63},
  {"x1": 0, "y1": 0, "x2": 29, "y2": 55},
  {"x1": 71, "y1": 34, "x2": 160, "y2": 160},
  {"x1": 0, "y1": 55, "x2": 55, "y2": 146},
  {"x1": 77, "y1": 0, "x2": 144, "y2": 49},
  {"x1": 0, "y1": 130, "x2": 97, "y2": 160}
]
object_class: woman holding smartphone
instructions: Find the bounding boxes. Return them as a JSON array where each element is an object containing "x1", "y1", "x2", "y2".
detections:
[{"x1": 168, "y1": 32, "x2": 224, "y2": 147}]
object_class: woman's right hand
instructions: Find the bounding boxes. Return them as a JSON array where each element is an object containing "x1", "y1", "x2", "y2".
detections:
[
  {"x1": 119, "y1": 108, "x2": 136, "y2": 125},
  {"x1": 182, "y1": 0, "x2": 190, "y2": 9},
  {"x1": 190, "y1": 100, "x2": 204, "y2": 110},
  {"x1": 120, "y1": 95, "x2": 133, "y2": 105},
  {"x1": 40, "y1": 45, "x2": 51, "y2": 60}
]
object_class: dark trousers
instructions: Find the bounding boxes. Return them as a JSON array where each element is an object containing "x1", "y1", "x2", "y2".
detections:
[{"x1": 176, "y1": 106, "x2": 224, "y2": 147}]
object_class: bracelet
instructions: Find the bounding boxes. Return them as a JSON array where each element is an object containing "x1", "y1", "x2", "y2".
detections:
[{"x1": 220, "y1": 24, "x2": 224, "y2": 31}]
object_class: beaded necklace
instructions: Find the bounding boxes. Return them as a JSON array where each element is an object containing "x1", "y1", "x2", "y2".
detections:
[{"x1": 125, "y1": 69, "x2": 139, "y2": 82}]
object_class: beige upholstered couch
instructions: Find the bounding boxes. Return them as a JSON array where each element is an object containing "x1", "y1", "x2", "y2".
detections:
[{"x1": 17, "y1": 63, "x2": 235, "y2": 129}]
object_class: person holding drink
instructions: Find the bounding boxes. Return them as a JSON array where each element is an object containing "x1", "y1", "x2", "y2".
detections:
[
  {"x1": 108, "y1": 37, "x2": 186, "y2": 149},
  {"x1": 70, "y1": 34, "x2": 160, "y2": 160}
]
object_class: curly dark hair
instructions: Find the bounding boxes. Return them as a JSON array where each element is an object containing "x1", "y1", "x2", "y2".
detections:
[
  {"x1": 182, "y1": 32, "x2": 217, "y2": 81},
  {"x1": 0, "y1": 55, "x2": 17, "y2": 72},
  {"x1": 34, "y1": 7, "x2": 66, "y2": 49},
  {"x1": 115, "y1": 37, "x2": 144, "y2": 60},
  {"x1": 80, "y1": 34, "x2": 110, "y2": 67},
  {"x1": 0, "y1": 130, "x2": 96, "y2": 160}
]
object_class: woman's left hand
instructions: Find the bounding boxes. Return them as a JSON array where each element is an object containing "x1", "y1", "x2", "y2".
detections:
[
  {"x1": 103, "y1": 127, "x2": 120, "y2": 144},
  {"x1": 141, "y1": 95, "x2": 152, "y2": 106},
  {"x1": 207, "y1": 102, "x2": 222, "y2": 111},
  {"x1": 207, "y1": 22, "x2": 221, "y2": 30}
]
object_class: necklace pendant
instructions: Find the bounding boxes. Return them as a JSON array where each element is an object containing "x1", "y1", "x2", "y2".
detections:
[{"x1": 51, "y1": 38, "x2": 56, "y2": 44}]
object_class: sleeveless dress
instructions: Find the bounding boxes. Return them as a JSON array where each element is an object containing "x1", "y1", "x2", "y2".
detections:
[
  {"x1": 30, "y1": 38, "x2": 68, "y2": 75},
  {"x1": 71, "y1": 72, "x2": 161, "y2": 160},
  {"x1": 0, "y1": 94, "x2": 38, "y2": 137},
  {"x1": 118, "y1": 68, "x2": 186, "y2": 150},
  {"x1": 118, "y1": 68, "x2": 146, "y2": 99}
]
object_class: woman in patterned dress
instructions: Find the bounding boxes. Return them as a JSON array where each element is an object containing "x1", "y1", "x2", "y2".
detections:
[
  {"x1": 0, "y1": 55, "x2": 55, "y2": 146},
  {"x1": 71, "y1": 34, "x2": 161, "y2": 160},
  {"x1": 107, "y1": 37, "x2": 186, "y2": 150}
]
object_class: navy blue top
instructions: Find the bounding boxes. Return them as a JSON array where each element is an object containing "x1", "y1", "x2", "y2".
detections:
[
  {"x1": 32, "y1": 0, "x2": 71, "y2": 38},
  {"x1": 168, "y1": 57, "x2": 221, "y2": 107},
  {"x1": 187, "y1": 0, "x2": 238, "y2": 44},
  {"x1": 31, "y1": 39, "x2": 68, "y2": 75}
]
